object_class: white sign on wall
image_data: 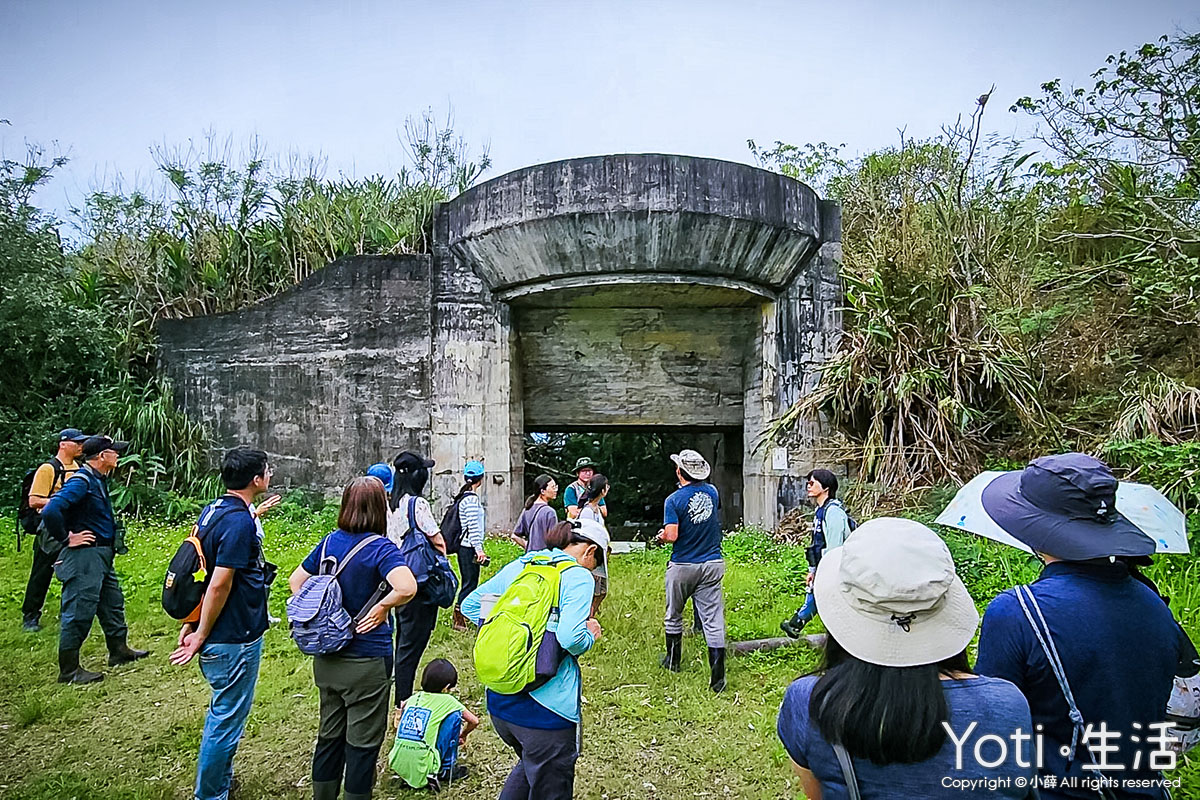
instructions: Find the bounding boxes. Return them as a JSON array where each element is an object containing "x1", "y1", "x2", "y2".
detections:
[{"x1": 772, "y1": 447, "x2": 789, "y2": 471}]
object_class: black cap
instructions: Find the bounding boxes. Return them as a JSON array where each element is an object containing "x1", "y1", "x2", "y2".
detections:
[
  {"x1": 82, "y1": 435, "x2": 131, "y2": 459},
  {"x1": 394, "y1": 450, "x2": 435, "y2": 470},
  {"x1": 59, "y1": 428, "x2": 89, "y2": 443}
]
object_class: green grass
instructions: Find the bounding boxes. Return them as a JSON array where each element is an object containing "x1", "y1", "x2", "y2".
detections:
[{"x1": 2, "y1": 506, "x2": 1199, "y2": 799}]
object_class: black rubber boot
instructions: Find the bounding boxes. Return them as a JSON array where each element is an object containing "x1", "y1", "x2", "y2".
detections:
[
  {"x1": 660, "y1": 633, "x2": 682, "y2": 672},
  {"x1": 58, "y1": 649, "x2": 104, "y2": 684},
  {"x1": 708, "y1": 646, "x2": 727, "y2": 693},
  {"x1": 780, "y1": 610, "x2": 808, "y2": 639},
  {"x1": 312, "y1": 779, "x2": 341, "y2": 800},
  {"x1": 106, "y1": 636, "x2": 151, "y2": 666}
]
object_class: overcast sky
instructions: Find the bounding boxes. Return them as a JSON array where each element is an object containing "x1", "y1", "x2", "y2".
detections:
[{"x1": 2, "y1": 0, "x2": 1197, "y2": 220}]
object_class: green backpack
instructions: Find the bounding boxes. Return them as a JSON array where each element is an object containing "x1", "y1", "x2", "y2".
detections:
[{"x1": 474, "y1": 555, "x2": 579, "y2": 694}]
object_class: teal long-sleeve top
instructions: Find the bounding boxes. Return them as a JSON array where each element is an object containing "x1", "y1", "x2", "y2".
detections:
[{"x1": 461, "y1": 549, "x2": 596, "y2": 723}]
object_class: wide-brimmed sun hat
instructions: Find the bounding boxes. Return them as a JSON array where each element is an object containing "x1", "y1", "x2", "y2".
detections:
[
  {"x1": 573, "y1": 456, "x2": 599, "y2": 473},
  {"x1": 813, "y1": 518, "x2": 979, "y2": 668},
  {"x1": 670, "y1": 449, "x2": 711, "y2": 481},
  {"x1": 980, "y1": 453, "x2": 1155, "y2": 561}
]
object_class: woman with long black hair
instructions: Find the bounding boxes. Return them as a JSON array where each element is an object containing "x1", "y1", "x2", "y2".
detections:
[
  {"x1": 386, "y1": 450, "x2": 445, "y2": 708},
  {"x1": 777, "y1": 518, "x2": 1034, "y2": 799},
  {"x1": 510, "y1": 474, "x2": 559, "y2": 552},
  {"x1": 576, "y1": 474, "x2": 610, "y2": 617}
]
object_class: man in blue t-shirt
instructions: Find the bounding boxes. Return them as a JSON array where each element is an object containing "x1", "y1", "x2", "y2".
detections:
[
  {"x1": 654, "y1": 449, "x2": 726, "y2": 692},
  {"x1": 169, "y1": 446, "x2": 272, "y2": 800}
]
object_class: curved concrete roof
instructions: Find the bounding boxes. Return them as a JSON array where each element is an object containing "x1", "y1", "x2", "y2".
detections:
[{"x1": 440, "y1": 153, "x2": 829, "y2": 298}]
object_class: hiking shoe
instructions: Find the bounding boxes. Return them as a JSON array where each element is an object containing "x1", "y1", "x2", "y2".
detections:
[
  {"x1": 438, "y1": 764, "x2": 469, "y2": 784},
  {"x1": 22, "y1": 614, "x2": 41, "y2": 633}
]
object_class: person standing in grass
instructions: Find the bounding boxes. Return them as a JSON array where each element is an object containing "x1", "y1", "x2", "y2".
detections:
[
  {"x1": 20, "y1": 427, "x2": 88, "y2": 633},
  {"x1": 289, "y1": 476, "x2": 418, "y2": 800},
  {"x1": 777, "y1": 518, "x2": 1035, "y2": 799},
  {"x1": 42, "y1": 434, "x2": 150, "y2": 685},
  {"x1": 510, "y1": 474, "x2": 559, "y2": 552},
  {"x1": 975, "y1": 453, "x2": 1188, "y2": 800},
  {"x1": 387, "y1": 450, "x2": 446, "y2": 706},
  {"x1": 654, "y1": 449, "x2": 727, "y2": 692},
  {"x1": 780, "y1": 469, "x2": 852, "y2": 639},
  {"x1": 575, "y1": 474, "x2": 611, "y2": 618},
  {"x1": 564, "y1": 458, "x2": 607, "y2": 521},
  {"x1": 169, "y1": 446, "x2": 272, "y2": 800},
  {"x1": 462, "y1": 519, "x2": 605, "y2": 800},
  {"x1": 451, "y1": 460, "x2": 489, "y2": 632}
]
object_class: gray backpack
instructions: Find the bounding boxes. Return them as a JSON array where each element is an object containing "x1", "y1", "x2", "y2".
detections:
[{"x1": 286, "y1": 535, "x2": 384, "y2": 656}]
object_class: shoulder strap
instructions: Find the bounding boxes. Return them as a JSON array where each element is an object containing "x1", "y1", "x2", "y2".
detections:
[
  {"x1": 49, "y1": 457, "x2": 65, "y2": 491},
  {"x1": 1015, "y1": 585, "x2": 1090, "y2": 771},
  {"x1": 407, "y1": 496, "x2": 419, "y2": 532},
  {"x1": 832, "y1": 743, "x2": 862, "y2": 800},
  {"x1": 332, "y1": 534, "x2": 383, "y2": 578}
]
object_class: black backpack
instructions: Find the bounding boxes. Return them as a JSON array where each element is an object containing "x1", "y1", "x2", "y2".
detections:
[
  {"x1": 16, "y1": 458, "x2": 65, "y2": 551},
  {"x1": 439, "y1": 490, "x2": 474, "y2": 555},
  {"x1": 162, "y1": 498, "x2": 242, "y2": 623}
]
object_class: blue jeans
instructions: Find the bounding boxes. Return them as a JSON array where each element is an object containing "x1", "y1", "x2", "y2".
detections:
[
  {"x1": 195, "y1": 637, "x2": 264, "y2": 800},
  {"x1": 435, "y1": 711, "x2": 463, "y2": 776},
  {"x1": 795, "y1": 592, "x2": 817, "y2": 623}
]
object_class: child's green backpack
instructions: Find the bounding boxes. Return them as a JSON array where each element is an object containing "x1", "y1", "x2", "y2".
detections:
[{"x1": 473, "y1": 555, "x2": 579, "y2": 694}]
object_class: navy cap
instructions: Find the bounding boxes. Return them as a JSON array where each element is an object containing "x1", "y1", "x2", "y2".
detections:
[
  {"x1": 81, "y1": 435, "x2": 131, "y2": 459},
  {"x1": 59, "y1": 428, "x2": 89, "y2": 443}
]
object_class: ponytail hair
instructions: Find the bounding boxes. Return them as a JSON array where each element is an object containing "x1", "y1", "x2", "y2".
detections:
[
  {"x1": 543, "y1": 521, "x2": 575, "y2": 550},
  {"x1": 579, "y1": 473, "x2": 608, "y2": 506},
  {"x1": 524, "y1": 474, "x2": 554, "y2": 511}
]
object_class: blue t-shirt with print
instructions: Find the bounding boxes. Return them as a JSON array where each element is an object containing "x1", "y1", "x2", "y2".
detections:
[
  {"x1": 301, "y1": 529, "x2": 408, "y2": 658},
  {"x1": 200, "y1": 496, "x2": 269, "y2": 645},
  {"x1": 777, "y1": 675, "x2": 1035, "y2": 799},
  {"x1": 663, "y1": 482, "x2": 722, "y2": 563}
]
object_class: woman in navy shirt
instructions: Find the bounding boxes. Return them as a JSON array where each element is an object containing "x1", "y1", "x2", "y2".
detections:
[
  {"x1": 777, "y1": 518, "x2": 1035, "y2": 799},
  {"x1": 289, "y1": 477, "x2": 417, "y2": 800}
]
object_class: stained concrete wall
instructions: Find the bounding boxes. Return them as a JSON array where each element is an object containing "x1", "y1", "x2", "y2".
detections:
[
  {"x1": 158, "y1": 255, "x2": 433, "y2": 487},
  {"x1": 516, "y1": 306, "x2": 753, "y2": 428},
  {"x1": 157, "y1": 154, "x2": 842, "y2": 530}
]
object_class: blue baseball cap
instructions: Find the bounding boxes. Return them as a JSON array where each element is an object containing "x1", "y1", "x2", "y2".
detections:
[
  {"x1": 464, "y1": 460, "x2": 486, "y2": 479},
  {"x1": 59, "y1": 428, "x2": 89, "y2": 443},
  {"x1": 366, "y1": 462, "x2": 394, "y2": 493}
]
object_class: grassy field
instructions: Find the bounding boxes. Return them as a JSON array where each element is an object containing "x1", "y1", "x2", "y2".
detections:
[{"x1": 1, "y1": 500, "x2": 1199, "y2": 799}]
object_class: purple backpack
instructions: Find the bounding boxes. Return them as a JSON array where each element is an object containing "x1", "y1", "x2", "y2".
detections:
[{"x1": 286, "y1": 534, "x2": 384, "y2": 656}]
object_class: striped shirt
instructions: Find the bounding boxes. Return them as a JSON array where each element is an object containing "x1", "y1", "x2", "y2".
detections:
[{"x1": 458, "y1": 492, "x2": 486, "y2": 549}]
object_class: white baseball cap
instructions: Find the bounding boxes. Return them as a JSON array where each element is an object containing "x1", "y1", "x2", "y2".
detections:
[{"x1": 571, "y1": 517, "x2": 610, "y2": 579}]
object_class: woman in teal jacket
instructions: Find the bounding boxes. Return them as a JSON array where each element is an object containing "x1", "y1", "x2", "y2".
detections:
[{"x1": 461, "y1": 520, "x2": 606, "y2": 800}]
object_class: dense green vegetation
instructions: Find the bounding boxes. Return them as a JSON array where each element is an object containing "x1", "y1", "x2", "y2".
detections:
[{"x1": 0, "y1": 112, "x2": 489, "y2": 514}]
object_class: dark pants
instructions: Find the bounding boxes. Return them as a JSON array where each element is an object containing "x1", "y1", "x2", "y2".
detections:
[
  {"x1": 55, "y1": 545, "x2": 128, "y2": 652},
  {"x1": 393, "y1": 601, "x2": 439, "y2": 705},
  {"x1": 313, "y1": 654, "x2": 392, "y2": 798},
  {"x1": 492, "y1": 716, "x2": 578, "y2": 800},
  {"x1": 456, "y1": 550, "x2": 480, "y2": 608},
  {"x1": 22, "y1": 540, "x2": 58, "y2": 618}
]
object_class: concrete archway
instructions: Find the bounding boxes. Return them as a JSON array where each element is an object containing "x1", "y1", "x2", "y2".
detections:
[{"x1": 159, "y1": 154, "x2": 842, "y2": 529}]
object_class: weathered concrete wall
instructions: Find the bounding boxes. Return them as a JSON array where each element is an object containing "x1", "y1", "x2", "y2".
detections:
[
  {"x1": 443, "y1": 154, "x2": 822, "y2": 294},
  {"x1": 156, "y1": 154, "x2": 842, "y2": 530},
  {"x1": 158, "y1": 256, "x2": 432, "y2": 487},
  {"x1": 516, "y1": 306, "x2": 753, "y2": 428}
]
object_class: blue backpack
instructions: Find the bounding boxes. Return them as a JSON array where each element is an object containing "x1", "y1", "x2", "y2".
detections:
[
  {"x1": 286, "y1": 534, "x2": 385, "y2": 656},
  {"x1": 398, "y1": 497, "x2": 459, "y2": 609}
]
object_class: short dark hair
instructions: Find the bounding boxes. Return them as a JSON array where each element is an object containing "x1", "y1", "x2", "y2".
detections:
[
  {"x1": 338, "y1": 477, "x2": 389, "y2": 535},
  {"x1": 807, "y1": 468, "x2": 839, "y2": 499},
  {"x1": 421, "y1": 658, "x2": 458, "y2": 692},
  {"x1": 222, "y1": 446, "x2": 269, "y2": 490},
  {"x1": 808, "y1": 634, "x2": 971, "y2": 764}
]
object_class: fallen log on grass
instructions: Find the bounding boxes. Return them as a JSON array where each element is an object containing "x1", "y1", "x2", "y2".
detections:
[{"x1": 732, "y1": 633, "x2": 826, "y2": 654}]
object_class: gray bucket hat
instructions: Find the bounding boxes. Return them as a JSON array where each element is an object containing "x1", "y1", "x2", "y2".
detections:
[
  {"x1": 980, "y1": 453, "x2": 1155, "y2": 561},
  {"x1": 670, "y1": 449, "x2": 711, "y2": 481}
]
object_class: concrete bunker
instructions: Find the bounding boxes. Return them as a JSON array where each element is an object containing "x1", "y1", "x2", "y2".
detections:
[{"x1": 158, "y1": 154, "x2": 842, "y2": 529}]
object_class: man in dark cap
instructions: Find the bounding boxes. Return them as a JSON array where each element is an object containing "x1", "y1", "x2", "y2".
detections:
[
  {"x1": 41, "y1": 435, "x2": 150, "y2": 684},
  {"x1": 976, "y1": 453, "x2": 1191, "y2": 798},
  {"x1": 20, "y1": 428, "x2": 89, "y2": 632}
]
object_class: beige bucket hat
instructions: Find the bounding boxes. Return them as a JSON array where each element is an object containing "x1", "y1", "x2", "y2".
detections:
[{"x1": 813, "y1": 517, "x2": 979, "y2": 668}]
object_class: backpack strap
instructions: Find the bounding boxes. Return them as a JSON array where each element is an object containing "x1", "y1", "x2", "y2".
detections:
[
  {"x1": 331, "y1": 534, "x2": 383, "y2": 578},
  {"x1": 407, "y1": 496, "x2": 420, "y2": 538},
  {"x1": 48, "y1": 457, "x2": 66, "y2": 493},
  {"x1": 831, "y1": 743, "x2": 862, "y2": 800}
]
